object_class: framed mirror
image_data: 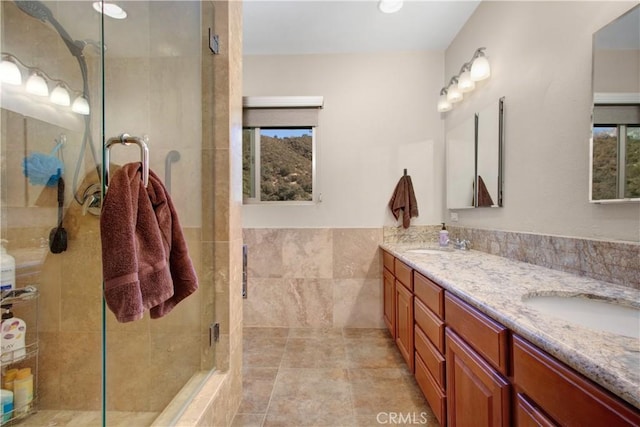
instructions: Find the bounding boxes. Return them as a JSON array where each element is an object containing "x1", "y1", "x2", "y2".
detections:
[{"x1": 590, "y1": 4, "x2": 640, "y2": 203}]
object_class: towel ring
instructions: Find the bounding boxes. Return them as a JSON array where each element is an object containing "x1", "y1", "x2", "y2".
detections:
[{"x1": 104, "y1": 133, "x2": 150, "y2": 189}]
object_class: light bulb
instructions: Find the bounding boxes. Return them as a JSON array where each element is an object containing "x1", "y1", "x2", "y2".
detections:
[
  {"x1": 378, "y1": 0, "x2": 403, "y2": 14},
  {"x1": 26, "y1": 73, "x2": 49, "y2": 97},
  {"x1": 72, "y1": 96, "x2": 90, "y2": 115},
  {"x1": 446, "y1": 82, "x2": 463, "y2": 103},
  {"x1": 50, "y1": 84, "x2": 71, "y2": 106},
  {"x1": 437, "y1": 94, "x2": 452, "y2": 113},
  {"x1": 470, "y1": 55, "x2": 491, "y2": 81},
  {"x1": 458, "y1": 70, "x2": 475, "y2": 93},
  {"x1": 0, "y1": 59, "x2": 22, "y2": 85}
]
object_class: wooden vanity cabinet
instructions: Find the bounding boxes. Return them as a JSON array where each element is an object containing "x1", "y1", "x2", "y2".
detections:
[
  {"x1": 445, "y1": 292, "x2": 511, "y2": 427},
  {"x1": 413, "y1": 271, "x2": 447, "y2": 426},
  {"x1": 394, "y1": 258, "x2": 414, "y2": 372},
  {"x1": 383, "y1": 267, "x2": 396, "y2": 339},
  {"x1": 513, "y1": 335, "x2": 640, "y2": 427}
]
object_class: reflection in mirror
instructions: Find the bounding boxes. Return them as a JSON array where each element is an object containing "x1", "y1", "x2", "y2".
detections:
[
  {"x1": 591, "y1": 4, "x2": 640, "y2": 202},
  {"x1": 476, "y1": 97, "x2": 504, "y2": 207},
  {"x1": 446, "y1": 114, "x2": 475, "y2": 209}
]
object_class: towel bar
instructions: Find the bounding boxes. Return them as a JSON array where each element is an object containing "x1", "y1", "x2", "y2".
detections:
[{"x1": 105, "y1": 133, "x2": 149, "y2": 189}]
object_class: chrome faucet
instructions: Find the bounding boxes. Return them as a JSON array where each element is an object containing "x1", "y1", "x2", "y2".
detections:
[{"x1": 453, "y1": 238, "x2": 471, "y2": 250}]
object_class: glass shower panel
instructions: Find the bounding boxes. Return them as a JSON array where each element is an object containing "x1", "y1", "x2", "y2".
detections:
[
  {"x1": 101, "y1": 1, "x2": 206, "y2": 424},
  {"x1": 1, "y1": 0, "x2": 104, "y2": 422}
]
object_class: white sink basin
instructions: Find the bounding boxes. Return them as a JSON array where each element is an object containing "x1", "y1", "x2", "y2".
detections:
[
  {"x1": 406, "y1": 248, "x2": 454, "y2": 254},
  {"x1": 523, "y1": 294, "x2": 640, "y2": 339}
]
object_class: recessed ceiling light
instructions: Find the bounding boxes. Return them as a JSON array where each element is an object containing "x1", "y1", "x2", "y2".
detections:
[
  {"x1": 92, "y1": 2, "x2": 127, "y2": 20},
  {"x1": 378, "y1": 0, "x2": 403, "y2": 14}
]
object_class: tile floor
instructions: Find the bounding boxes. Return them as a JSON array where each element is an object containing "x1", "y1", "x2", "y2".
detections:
[{"x1": 231, "y1": 327, "x2": 436, "y2": 427}]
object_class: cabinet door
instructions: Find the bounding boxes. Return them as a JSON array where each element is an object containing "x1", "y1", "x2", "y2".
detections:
[
  {"x1": 446, "y1": 328, "x2": 510, "y2": 427},
  {"x1": 395, "y1": 281, "x2": 414, "y2": 372},
  {"x1": 515, "y1": 393, "x2": 557, "y2": 427},
  {"x1": 383, "y1": 268, "x2": 396, "y2": 339}
]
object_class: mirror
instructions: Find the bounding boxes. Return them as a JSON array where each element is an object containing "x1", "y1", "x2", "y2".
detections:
[
  {"x1": 446, "y1": 97, "x2": 504, "y2": 209},
  {"x1": 446, "y1": 114, "x2": 476, "y2": 209},
  {"x1": 590, "y1": 5, "x2": 640, "y2": 202}
]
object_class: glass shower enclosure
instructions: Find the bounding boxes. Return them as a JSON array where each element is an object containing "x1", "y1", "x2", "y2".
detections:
[{"x1": 1, "y1": 1, "x2": 214, "y2": 425}]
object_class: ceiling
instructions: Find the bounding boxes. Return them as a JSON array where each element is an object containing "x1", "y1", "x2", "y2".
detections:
[{"x1": 243, "y1": 0, "x2": 482, "y2": 55}]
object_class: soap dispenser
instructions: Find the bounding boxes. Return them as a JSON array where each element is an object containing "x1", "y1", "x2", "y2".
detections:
[{"x1": 439, "y1": 223, "x2": 449, "y2": 247}]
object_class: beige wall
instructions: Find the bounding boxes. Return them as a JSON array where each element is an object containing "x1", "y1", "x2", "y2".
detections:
[
  {"x1": 243, "y1": 51, "x2": 446, "y2": 228},
  {"x1": 593, "y1": 49, "x2": 640, "y2": 93},
  {"x1": 444, "y1": 1, "x2": 639, "y2": 242}
]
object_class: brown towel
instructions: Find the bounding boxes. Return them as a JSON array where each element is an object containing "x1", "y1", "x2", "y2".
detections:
[
  {"x1": 100, "y1": 162, "x2": 198, "y2": 322},
  {"x1": 388, "y1": 175, "x2": 419, "y2": 229},
  {"x1": 477, "y1": 175, "x2": 494, "y2": 207}
]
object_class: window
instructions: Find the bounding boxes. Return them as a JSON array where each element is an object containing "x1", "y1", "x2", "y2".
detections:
[
  {"x1": 243, "y1": 127, "x2": 315, "y2": 202},
  {"x1": 242, "y1": 96, "x2": 322, "y2": 204}
]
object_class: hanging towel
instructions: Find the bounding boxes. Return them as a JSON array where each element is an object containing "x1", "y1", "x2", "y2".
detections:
[
  {"x1": 100, "y1": 162, "x2": 198, "y2": 323},
  {"x1": 388, "y1": 175, "x2": 419, "y2": 229},
  {"x1": 477, "y1": 175, "x2": 495, "y2": 207}
]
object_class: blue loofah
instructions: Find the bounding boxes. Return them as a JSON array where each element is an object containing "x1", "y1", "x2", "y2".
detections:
[{"x1": 22, "y1": 143, "x2": 64, "y2": 186}]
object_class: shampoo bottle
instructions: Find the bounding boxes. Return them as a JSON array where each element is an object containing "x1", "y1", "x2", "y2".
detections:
[
  {"x1": 1, "y1": 309, "x2": 26, "y2": 363},
  {"x1": 12, "y1": 368, "x2": 32, "y2": 416},
  {"x1": 439, "y1": 223, "x2": 449, "y2": 247},
  {"x1": 0, "y1": 240, "x2": 15, "y2": 293}
]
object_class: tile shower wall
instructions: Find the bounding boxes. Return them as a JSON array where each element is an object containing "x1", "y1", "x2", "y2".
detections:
[{"x1": 243, "y1": 228, "x2": 385, "y2": 328}]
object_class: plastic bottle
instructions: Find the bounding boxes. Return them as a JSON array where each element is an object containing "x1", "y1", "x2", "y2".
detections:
[
  {"x1": 1, "y1": 310, "x2": 26, "y2": 363},
  {"x1": 439, "y1": 223, "x2": 449, "y2": 247},
  {"x1": 2, "y1": 369, "x2": 18, "y2": 391},
  {"x1": 1, "y1": 389, "x2": 13, "y2": 422},
  {"x1": 0, "y1": 240, "x2": 16, "y2": 293},
  {"x1": 12, "y1": 368, "x2": 32, "y2": 416}
]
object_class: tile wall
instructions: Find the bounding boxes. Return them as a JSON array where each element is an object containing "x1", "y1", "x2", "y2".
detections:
[{"x1": 243, "y1": 228, "x2": 385, "y2": 329}]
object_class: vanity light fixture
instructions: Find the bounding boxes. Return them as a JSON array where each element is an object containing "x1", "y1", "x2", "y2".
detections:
[
  {"x1": 26, "y1": 72, "x2": 49, "y2": 97},
  {"x1": 71, "y1": 96, "x2": 91, "y2": 115},
  {"x1": 438, "y1": 47, "x2": 491, "y2": 113},
  {"x1": 50, "y1": 83, "x2": 71, "y2": 106},
  {"x1": 378, "y1": 0, "x2": 403, "y2": 14},
  {"x1": 437, "y1": 88, "x2": 453, "y2": 113},
  {"x1": 1, "y1": 51, "x2": 89, "y2": 115},
  {"x1": 447, "y1": 76, "x2": 463, "y2": 103},
  {"x1": 0, "y1": 56, "x2": 22, "y2": 85}
]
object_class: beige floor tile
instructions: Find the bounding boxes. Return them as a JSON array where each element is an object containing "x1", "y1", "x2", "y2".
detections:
[
  {"x1": 243, "y1": 334, "x2": 288, "y2": 368},
  {"x1": 349, "y1": 368, "x2": 431, "y2": 416},
  {"x1": 345, "y1": 337, "x2": 407, "y2": 369},
  {"x1": 238, "y1": 367, "x2": 279, "y2": 414},
  {"x1": 264, "y1": 368, "x2": 355, "y2": 426},
  {"x1": 280, "y1": 336, "x2": 348, "y2": 369}
]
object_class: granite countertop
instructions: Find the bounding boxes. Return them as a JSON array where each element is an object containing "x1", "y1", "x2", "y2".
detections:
[{"x1": 380, "y1": 242, "x2": 640, "y2": 409}]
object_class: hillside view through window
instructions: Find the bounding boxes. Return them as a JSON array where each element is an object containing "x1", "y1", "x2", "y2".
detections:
[{"x1": 243, "y1": 128, "x2": 314, "y2": 202}]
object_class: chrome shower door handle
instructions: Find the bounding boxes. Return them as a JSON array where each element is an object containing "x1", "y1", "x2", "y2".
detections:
[{"x1": 104, "y1": 133, "x2": 149, "y2": 189}]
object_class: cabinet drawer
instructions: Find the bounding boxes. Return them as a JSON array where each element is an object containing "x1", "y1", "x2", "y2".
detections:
[
  {"x1": 513, "y1": 335, "x2": 640, "y2": 427},
  {"x1": 415, "y1": 325, "x2": 445, "y2": 389},
  {"x1": 382, "y1": 250, "x2": 395, "y2": 274},
  {"x1": 394, "y1": 259, "x2": 413, "y2": 291},
  {"x1": 415, "y1": 297, "x2": 445, "y2": 353},
  {"x1": 515, "y1": 393, "x2": 557, "y2": 427},
  {"x1": 413, "y1": 271, "x2": 444, "y2": 318},
  {"x1": 445, "y1": 292, "x2": 509, "y2": 375},
  {"x1": 415, "y1": 352, "x2": 446, "y2": 427}
]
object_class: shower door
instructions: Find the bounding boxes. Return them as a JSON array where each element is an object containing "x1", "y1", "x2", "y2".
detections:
[
  {"x1": 100, "y1": 1, "x2": 209, "y2": 424},
  {"x1": 1, "y1": 1, "x2": 211, "y2": 425}
]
